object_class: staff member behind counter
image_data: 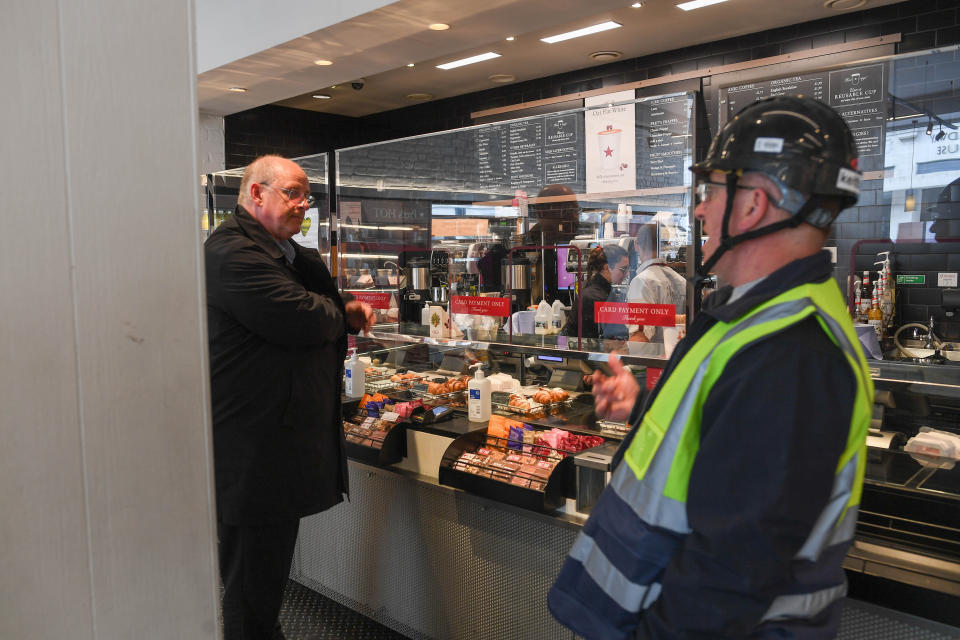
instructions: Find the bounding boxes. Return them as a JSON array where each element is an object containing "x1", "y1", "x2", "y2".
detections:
[
  {"x1": 563, "y1": 245, "x2": 629, "y2": 339},
  {"x1": 626, "y1": 223, "x2": 686, "y2": 350}
]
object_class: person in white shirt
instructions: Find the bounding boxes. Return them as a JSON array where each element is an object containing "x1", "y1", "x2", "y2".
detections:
[{"x1": 626, "y1": 224, "x2": 686, "y2": 350}]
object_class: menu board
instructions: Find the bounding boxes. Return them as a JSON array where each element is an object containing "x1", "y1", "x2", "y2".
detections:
[
  {"x1": 636, "y1": 94, "x2": 692, "y2": 189},
  {"x1": 719, "y1": 63, "x2": 887, "y2": 171},
  {"x1": 477, "y1": 113, "x2": 584, "y2": 193}
]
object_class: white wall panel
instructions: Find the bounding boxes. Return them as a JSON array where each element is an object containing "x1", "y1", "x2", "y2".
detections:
[{"x1": 1, "y1": 0, "x2": 218, "y2": 638}]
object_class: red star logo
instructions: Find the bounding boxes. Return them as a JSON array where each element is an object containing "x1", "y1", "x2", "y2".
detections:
[{"x1": 604, "y1": 146, "x2": 614, "y2": 157}]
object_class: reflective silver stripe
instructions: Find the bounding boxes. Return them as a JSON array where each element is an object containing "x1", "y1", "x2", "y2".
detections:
[
  {"x1": 641, "y1": 582, "x2": 662, "y2": 610},
  {"x1": 568, "y1": 532, "x2": 655, "y2": 613},
  {"x1": 760, "y1": 583, "x2": 847, "y2": 622},
  {"x1": 610, "y1": 463, "x2": 689, "y2": 533},
  {"x1": 614, "y1": 298, "x2": 816, "y2": 533},
  {"x1": 796, "y1": 451, "x2": 860, "y2": 561}
]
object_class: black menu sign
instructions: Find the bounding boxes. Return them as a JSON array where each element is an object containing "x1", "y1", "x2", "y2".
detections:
[
  {"x1": 719, "y1": 63, "x2": 887, "y2": 168},
  {"x1": 508, "y1": 120, "x2": 544, "y2": 190},
  {"x1": 476, "y1": 113, "x2": 585, "y2": 193},
  {"x1": 636, "y1": 94, "x2": 690, "y2": 189}
]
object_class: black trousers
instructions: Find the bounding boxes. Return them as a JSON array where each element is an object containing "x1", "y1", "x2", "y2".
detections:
[{"x1": 218, "y1": 519, "x2": 301, "y2": 640}]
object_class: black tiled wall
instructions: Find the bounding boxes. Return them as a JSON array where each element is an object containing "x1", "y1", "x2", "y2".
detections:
[{"x1": 225, "y1": 0, "x2": 960, "y2": 169}]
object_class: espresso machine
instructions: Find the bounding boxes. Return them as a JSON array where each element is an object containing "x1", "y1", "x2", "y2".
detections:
[
  {"x1": 399, "y1": 251, "x2": 431, "y2": 324},
  {"x1": 502, "y1": 255, "x2": 532, "y2": 312}
]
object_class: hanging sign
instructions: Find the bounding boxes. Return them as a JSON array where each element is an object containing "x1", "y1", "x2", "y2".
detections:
[
  {"x1": 594, "y1": 302, "x2": 675, "y2": 326},
  {"x1": 450, "y1": 295, "x2": 511, "y2": 317},
  {"x1": 347, "y1": 291, "x2": 392, "y2": 309}
]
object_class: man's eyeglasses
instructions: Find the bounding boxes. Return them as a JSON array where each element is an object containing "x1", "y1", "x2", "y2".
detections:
[
  {"x1": 261, "y1": 183, "x2": 315, "y2": 207},
  {"x1": 695, "y1": 179, "x2": 764, "y2": 205}
]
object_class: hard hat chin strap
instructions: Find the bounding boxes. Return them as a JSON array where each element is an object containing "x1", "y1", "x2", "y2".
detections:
[{"x1": 693, "y1": 172, "x2": 825, "y2": 282}]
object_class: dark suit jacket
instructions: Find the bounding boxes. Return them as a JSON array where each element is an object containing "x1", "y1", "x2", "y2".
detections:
[{"x1": 205, "y1": 205, "x2": 350, "y2": 525}]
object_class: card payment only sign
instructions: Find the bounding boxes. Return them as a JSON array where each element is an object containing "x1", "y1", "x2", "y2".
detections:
[{"x1": 594, "y1": 302, "x2": 675, "y2": 326}]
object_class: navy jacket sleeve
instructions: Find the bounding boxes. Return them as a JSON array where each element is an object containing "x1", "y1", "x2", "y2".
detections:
[{"x1": 637, "y1": 317, "x2": 856, "y2": 638}]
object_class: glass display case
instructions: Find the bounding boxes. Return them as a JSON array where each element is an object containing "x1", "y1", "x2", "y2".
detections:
[
  {"x1": 323, "y1": 49, "x2": 960, "y2": 605},
  {"x1": 334, "y1": 91, "x2": 698, "y2": 362}
]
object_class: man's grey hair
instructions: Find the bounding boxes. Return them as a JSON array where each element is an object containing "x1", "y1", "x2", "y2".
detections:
[{"x1": 238, "y1": 155, "x2": 285, "y2": 208}]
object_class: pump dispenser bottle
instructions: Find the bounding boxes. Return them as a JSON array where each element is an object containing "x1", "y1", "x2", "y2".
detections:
[
  {"x1": 344, "y1": 350, "x2": 365, "y2": 398},
  {"x1": 467, "y1": 363, "x2": 491, "y2": 422}
]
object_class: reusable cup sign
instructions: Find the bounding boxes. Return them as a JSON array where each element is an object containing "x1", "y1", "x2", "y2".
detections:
[
  {"x1": 585, "y1": 90, "x2": 636, "y2": 194},
  {"x1": 594, "y1": 302, "x2": 675, "y2": 326},
  {"x1": 450, "y1": 295, "x2": 511, "y2": 317}
]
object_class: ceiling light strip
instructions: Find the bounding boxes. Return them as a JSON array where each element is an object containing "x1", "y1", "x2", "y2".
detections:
[
  {"x1": 540, "y1": 21, "x2": 622, "y2": 44},
  {"x1": 436, "y1": 51, "x2": 500, "y2": 70},
  {"x1": 676, "y1": 0, "x2": 729, "y2": 11}
]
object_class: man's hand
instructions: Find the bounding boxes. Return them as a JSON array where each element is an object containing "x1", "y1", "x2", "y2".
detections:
[
  {"x1": 591, "y1": 353, "x2": 640, "y2": 422},
  {"x1": 345, "y1": 301, "x2": 376, "y2": 334}
]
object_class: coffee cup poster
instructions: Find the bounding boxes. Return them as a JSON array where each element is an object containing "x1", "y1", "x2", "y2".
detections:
[{"x1": 585, "y1": 90, "x2": 637, "y2": 194}]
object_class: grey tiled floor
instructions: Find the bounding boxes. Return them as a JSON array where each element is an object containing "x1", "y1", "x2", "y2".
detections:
[{"x1": 279, "y1": 579, "x2": 410, "y2": 640}]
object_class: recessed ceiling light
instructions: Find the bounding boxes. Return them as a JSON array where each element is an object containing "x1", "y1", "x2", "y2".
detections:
[
  {"x1": 676, "y1": 0, "x2": 729, "y2": 10},
  {"x1": 541, "y1": 21, "x2": 622, "y2": 44},
  {"x1": 590, "y1": 50, "x2": 623, "y2": 61},
  {"x1": 313, "y1": 59, "x2": 333, "y2": 66},
  {"x1": 312, "y1": 94, "x2": 332, "y2": 99},
  {"x1": 488, "y1": 74, "x2": 516, "y2": 83},
  {"x1": 406, "y1": 63, "x2": 415, "y2": 67},
  {"x1": 505, "y1": 36, "x2": 516, "y2": 41},
  {"x1": 228, "y1": 87, "x2": 247, "y2": 92},
  {"x1": 406, "y1": 93, "x2": 434, "y2": 101},
  {"x1": 631, "y1": 2, "x2": 644, "y2": 7},
  {"x1": 824, "y1": 0, "x2": 866, "y2": 9},
  {"x1": 428, "y1": 23, "x2": 450, "y2": 30},
  {"x1": 436, "y1": 51, "x2": 501, "y2": 70}
]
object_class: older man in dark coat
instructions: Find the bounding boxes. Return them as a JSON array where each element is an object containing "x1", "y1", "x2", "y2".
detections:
[{"x1": 205, "y1": 154, "x2": 373, "y2": 640}]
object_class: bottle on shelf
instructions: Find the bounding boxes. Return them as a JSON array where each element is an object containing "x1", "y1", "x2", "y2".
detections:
[
  {"x1": 868, "y1": 288, "x2": 884, "y2": 340},
  {"x1": 852, "y1": 273, "x2": 862, "y2": 322},
  {"x1": 859, "y1": 270, "x2": 873, "y2": 324}
]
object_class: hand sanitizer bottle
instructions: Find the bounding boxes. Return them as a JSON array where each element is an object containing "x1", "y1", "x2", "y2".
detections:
[
  {"x1": 344, "y1": 350, "x2": 365, "y2": 398},
  {"x1": 468, "y1": 363, "x2": 491, "y2": 422}
]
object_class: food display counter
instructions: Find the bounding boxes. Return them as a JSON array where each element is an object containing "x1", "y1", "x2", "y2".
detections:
[{"x1": 282, "y1": 45, "x2": 960, "y2": 637}]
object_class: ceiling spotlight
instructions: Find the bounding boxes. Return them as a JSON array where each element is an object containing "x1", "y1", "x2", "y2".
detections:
[
  {"x1": 926, "y1": 118, "x2": 934, "y2": 135},
  {"x1": 406, "y1": 92, "x2": 434, "y2": 101},
  {"x1": 631, "y1": 1, "x2": 644, "y2": 6},
  {"x1": 505, "y1": 36, "x2": 516, "y2": 41},
  {"x1": 313, "y1": 59, "x2": 333, "y2": 66},
  {"x1": 228, "y1": 87, "x2": 247, "y2": 92},
  {"x1": 312, "y1": 94, "x2": 332, "y2": 99},
  {"x1": 429, "y1": 23, "x2": 450, "y2": 30},
  {"x1": 488, "y1": 74, "x2": 516, "y2": 83},
  {"x1": 936, "y1": 127, "x2": 947, "y2": 141},
  {"x1": 406, "y1": 63, "x2": 415, "y2": 67}
]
